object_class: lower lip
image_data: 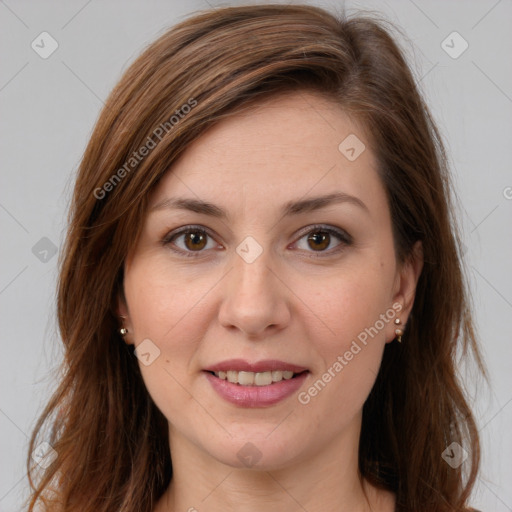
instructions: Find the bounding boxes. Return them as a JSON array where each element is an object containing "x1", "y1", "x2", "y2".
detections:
[{"x1": 204, "y1": 371, "x2": 308, "y2": 408}]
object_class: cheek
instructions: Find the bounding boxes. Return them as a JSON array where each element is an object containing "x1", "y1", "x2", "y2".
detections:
[
  {"x1": 295, "y1": 296, "x2": 388, "y2": 431},
  {"x1": 293, "y1": 257, "x2": 394, "y2": 410},
  {"x1": 123, "y1": 260, "x2": 213, "y2": 407},
  {"x1": 125, "y1": 257, "x2": 215, "y2": 343},
  {"x1": 298, "y1": 260, "x2": 394, "y2": 350},
  {"x1": 123, "y1": 261, "x2": 210, "y2": 426}
]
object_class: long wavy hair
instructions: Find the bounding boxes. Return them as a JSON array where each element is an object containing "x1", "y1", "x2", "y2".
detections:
[{"x1": 26, "y1": 4, "x2": 486, "y2": 511}]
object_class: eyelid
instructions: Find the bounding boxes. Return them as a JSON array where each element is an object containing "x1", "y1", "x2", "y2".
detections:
[
  {"x1": 294, "y1": 224, "x2": 352, "y2": 243},
  {"x1": 162, "y1": 224, "x2": 218, "y2": 243}
]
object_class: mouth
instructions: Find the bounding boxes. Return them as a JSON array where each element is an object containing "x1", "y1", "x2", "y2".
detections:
[{"x1": 203, "y1": 359, "x2": 309, "y2": 407}]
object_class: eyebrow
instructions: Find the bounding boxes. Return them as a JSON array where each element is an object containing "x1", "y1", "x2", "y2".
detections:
[{"x1": 149, "y1": 192, "x2": 369, "y2": 219}]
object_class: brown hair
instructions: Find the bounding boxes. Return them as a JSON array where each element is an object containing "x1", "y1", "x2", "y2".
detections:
[{"x1": 26, "y1": 4, "x2": 486, "y2": 511}]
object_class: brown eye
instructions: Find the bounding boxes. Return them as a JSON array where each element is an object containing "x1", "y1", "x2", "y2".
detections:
[
  {"x1": 293, "y1": 225, "x2": 352, "y2": 257},
  {"x1": 184, "y1": 231, "x2": 207, "y2": 251},
  {"x1": 163, "y1": 226, "x2": 218, "y2": 256},
  {"x1": 307, "y1": 231, "x2": 331, "y2": 251}
]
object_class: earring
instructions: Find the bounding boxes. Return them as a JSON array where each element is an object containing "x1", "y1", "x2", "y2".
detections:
[
  {"x1": 118, "y1": 314, "x2": 128, "y2": 336},
  {"x1": 394, "y1": 318, "x2": 403, "y2": 343}
]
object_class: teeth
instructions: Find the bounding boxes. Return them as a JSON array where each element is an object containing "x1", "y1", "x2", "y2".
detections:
[
  {"x1": 254, "y1": 371, "x2": 272, "y2": 386},
  {"x1": 271, "y1": 370, "x2": 283, "y2": 382},
  {"x1": 214, "y1": 370, "x2": 300, "y2": 386},
  {"x1": 226, "y1": 371, "x2": 238, "y2": 384},
  {"x1": 238, "y1": 371, "x2": 254, "y2": 386}
]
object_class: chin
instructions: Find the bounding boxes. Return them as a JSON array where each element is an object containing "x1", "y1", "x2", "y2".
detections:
[{"x1": 199, "y1": 427, "x2": 307, "y2": 471}]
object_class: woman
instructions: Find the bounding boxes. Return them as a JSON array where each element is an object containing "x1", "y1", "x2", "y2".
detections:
[{"x1": 26, "y1": 4, "x2": 486, "y2": 511}]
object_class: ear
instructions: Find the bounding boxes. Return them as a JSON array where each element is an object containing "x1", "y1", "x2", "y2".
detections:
[
  {"x1": 389, "y1": 240, "x2": 423, "y2": 341},
  {"x1": 117, "y1": 291, "x2": 135, "y2": 346}
]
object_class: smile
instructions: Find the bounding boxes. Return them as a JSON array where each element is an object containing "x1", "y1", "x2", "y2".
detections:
[{"x1": 203, "y1": 359, "x2": 309, "y2": 407}]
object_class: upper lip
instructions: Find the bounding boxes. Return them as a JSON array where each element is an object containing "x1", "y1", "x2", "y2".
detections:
[{"x1": 203, "y1": 359, "x2": 308, "y2": 373}]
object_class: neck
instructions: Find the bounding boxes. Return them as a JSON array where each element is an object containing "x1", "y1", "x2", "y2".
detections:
[{"x1": 155, "y1": 418, "x2": 394, "y2": 512}]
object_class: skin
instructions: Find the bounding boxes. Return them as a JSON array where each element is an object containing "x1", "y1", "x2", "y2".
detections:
[{"x1": 118, "y1": 91, "x2": 423, "y2": 512}]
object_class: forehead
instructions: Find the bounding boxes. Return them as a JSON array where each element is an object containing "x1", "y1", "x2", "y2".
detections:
[{"x1": 150, "y1": 91, "x2": 385, "y2": 220}]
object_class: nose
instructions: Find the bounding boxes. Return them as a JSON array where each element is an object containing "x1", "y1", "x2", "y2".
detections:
[{"x1": 217, "y1": 246, "x2": 291, "y2": 339}]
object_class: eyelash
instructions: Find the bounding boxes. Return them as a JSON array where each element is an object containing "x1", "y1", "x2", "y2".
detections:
[{"x1": 161, "y1": 224, "x2": 353, "y2": 259}]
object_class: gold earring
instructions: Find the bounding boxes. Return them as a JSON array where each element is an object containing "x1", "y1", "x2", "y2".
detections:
[{"x1": 394, "y1": 318, "x2": 403, "y2": 343}]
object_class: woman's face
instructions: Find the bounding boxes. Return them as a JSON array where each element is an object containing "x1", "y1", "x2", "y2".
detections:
[{"x1": 120, "y1": 91, "x2": 421, "y2": 470}]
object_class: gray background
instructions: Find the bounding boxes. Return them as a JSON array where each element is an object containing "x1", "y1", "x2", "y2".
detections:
[{"x1": 1, "y1": 0, "x2": 511, "y2": 510}]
